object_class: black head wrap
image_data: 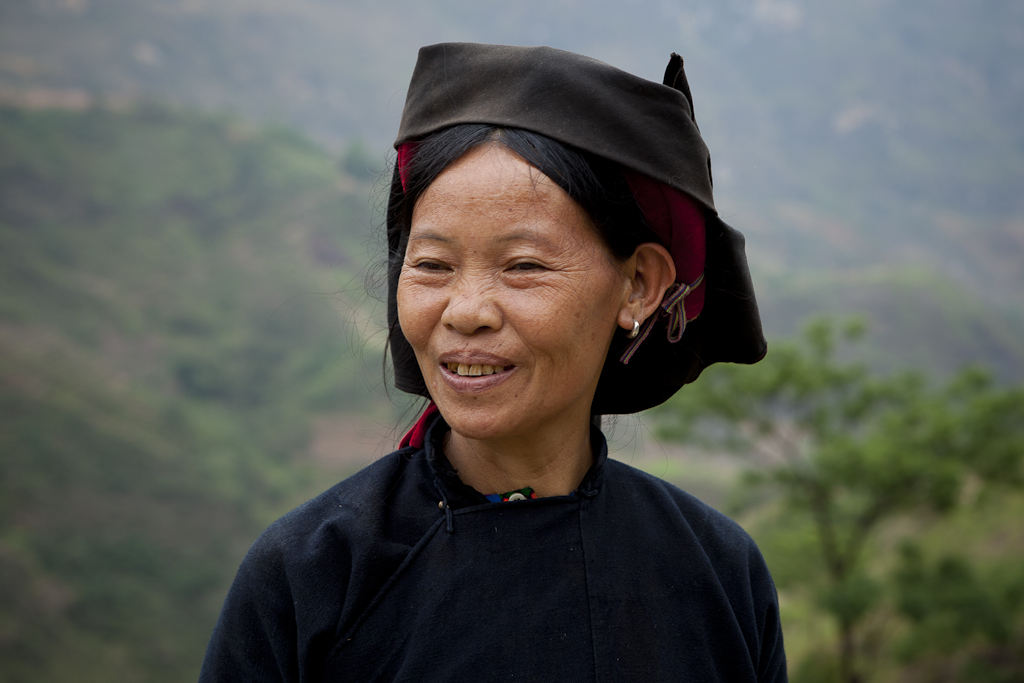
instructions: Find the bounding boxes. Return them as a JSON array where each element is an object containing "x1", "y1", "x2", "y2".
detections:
[{"x1": 387, "y1": 42, "x2": 766, "y2": 414}]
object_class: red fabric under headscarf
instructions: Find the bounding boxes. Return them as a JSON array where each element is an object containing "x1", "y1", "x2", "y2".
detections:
[
  {"x1": 623, "y1": 171, "x2": 706, "y2": 322},
  {"x1": 399, "y1": 401, "x2": 439, "y2": 449},
  {"x1": 397, "y1": 142, "x2": 419, "y2": 192}
]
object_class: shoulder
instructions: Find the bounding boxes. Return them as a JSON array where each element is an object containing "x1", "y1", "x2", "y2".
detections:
[
  {"x1": 200, "y1": 448, "x2": 441, "y2": 681},
  {"x1": 247, "y1": 447, "x2": 437, "y2": 570},
  {"x1": 604, "y1": 459, "x2": 754, "y2": 543},
  {"x1": 602, "y1": 458, "x2": 773, "y2": 586},
  {"x1": 233, "y1": 445, "x2": 445, "y2": 625},
  {"x1": 261, "y1": 450, "x2": 410, "y2": 539},
  {"x1": 599, "y1": 460, "x2": 787, "y2": 682}
]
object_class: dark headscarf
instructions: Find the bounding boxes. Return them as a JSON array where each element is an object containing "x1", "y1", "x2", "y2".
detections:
[{"x1": 387, "y1": 43, "x2": 766, "y2": 414}]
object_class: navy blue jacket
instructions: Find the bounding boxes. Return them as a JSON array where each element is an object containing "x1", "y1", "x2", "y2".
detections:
[{"x1": 200, "y1": 416, "x2": 786, "y2": 682}]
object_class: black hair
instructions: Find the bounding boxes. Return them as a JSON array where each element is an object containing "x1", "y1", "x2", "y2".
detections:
[{"x1": 392, "y1": 124, "x2": 660, "y2": 261}]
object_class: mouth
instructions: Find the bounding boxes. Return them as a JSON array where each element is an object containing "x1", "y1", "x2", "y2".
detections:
[
  {"x1": 444, "y1": 362, "x2": 512, "y2": 377},
  {"x1": 437, "y1": 359, "x2": 517, "y2": 394}
]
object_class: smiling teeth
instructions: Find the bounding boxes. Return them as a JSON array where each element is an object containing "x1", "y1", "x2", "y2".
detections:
[{"x1": 447, "y1": 363, "x2": 505, "y2": 376}]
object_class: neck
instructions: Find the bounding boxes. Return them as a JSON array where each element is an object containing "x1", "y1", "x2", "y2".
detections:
[{"x1": 444, "y1": 418, "x2": 595, "y2": 498}]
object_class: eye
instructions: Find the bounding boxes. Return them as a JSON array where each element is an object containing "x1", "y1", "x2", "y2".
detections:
[
  {"x1": 414, "y1": 260, "x2": 450, "y2": 272},
  {"x1": 508, "y1": 261, "x2": 546, "y2": 272}
]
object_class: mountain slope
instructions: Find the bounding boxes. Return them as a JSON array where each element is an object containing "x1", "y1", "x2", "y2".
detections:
[
  {"x1": 0, "y1": 104, "x2": 380, "y2": 682},
  {"x1": 2, "y1": 0, "x2": 1021, "y2": 359}
]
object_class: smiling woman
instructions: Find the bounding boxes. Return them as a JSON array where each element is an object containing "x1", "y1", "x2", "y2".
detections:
[
  {"x1": 200, "y1": 43, "x2": 784, "y2": 682},
  {"x1": 399, "y1": 142, "x2": 675, "y2": 496}
]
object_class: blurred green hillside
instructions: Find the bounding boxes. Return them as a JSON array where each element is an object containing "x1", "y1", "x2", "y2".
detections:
[
  {"x1": 2, "y1": 0, "x2": 1022, "y2": 377},
  {"x1": 1, "y1": 1, "x2": 1023, "y2": 679},
  {"x1": 0, "y1": 104, "x2": 386, "y2": 681},
  {"x1": 0, "y1": 98, "x2": 1019, "y2": 683}
]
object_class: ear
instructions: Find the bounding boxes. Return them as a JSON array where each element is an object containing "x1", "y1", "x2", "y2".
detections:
[{"x1": 617, "y1": 242, "x2": 677, "y2": 332}]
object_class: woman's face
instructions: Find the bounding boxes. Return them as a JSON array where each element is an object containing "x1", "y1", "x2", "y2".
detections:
[{"x1": 397, "y1": 144, "x2": 632, "y2": 442}]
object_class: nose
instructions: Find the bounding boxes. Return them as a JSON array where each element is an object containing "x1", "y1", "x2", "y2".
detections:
[{"x1": 440, "y1": 275, "x2": 503, "y2": 335}]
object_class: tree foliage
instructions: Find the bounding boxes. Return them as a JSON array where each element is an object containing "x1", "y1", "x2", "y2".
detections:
[{"x1": 656, "y1": 319, "x2": 1024, "y2": 682}]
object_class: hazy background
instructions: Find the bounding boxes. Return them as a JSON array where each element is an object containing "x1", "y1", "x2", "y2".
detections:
[{"x1": 1, "y1": 0, "x2": 1022, "y2": 680}]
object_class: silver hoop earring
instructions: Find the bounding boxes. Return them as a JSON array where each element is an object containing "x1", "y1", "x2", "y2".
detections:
[{"x1": 627, "y1": 320, "x2": 640, "y2": 339}]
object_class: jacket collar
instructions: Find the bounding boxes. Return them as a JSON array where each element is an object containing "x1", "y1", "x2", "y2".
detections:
[{"x1": 422, "y1": 412, "x2": 608, "y2": 508}]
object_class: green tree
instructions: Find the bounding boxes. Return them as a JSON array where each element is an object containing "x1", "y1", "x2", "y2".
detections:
[
  {"x1": 655, "y1": 319, "x2": 1024, "y2": 683},
  {"x1": 892, "y1": 544, "x2": 1024, "y2": 682}
]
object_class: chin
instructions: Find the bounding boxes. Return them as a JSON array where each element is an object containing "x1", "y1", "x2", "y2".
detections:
[{"x1": 440, "y1": 408, "x2": 516, "y2": 442}]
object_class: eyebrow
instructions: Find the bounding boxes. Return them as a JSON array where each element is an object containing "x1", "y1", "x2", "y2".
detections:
[
  {"x1": 408, "y1": 229, "x2": 556, "y2": 249},
  {"x1": 407, "y1": 230, "x2": 451, "y2": 244},
  {"x1": 496, "y1": 230, "x2": 555, "y2": 248}
]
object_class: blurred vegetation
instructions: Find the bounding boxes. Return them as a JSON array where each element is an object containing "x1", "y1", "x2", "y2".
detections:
[
  {"x1": 2, "y1": 2, "x2": 1023, "y2": 671},
  {"x1": 756, "y1": 269, "x2": 1024, "y2": 384},
  {"x1": 3, "y1": 0, "x2": 1022, "y2": 311},
  {"x1": 655, "y1": 320, "x2": 1024, "y2": 682},
  {"x1": 0, "y1": 104, "x2": 385, "y2": 681}
]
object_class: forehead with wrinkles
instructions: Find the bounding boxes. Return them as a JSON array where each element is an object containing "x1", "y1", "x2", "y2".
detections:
[{"x1": 409, "y1": 144, "x2": 600, "y2": 255}]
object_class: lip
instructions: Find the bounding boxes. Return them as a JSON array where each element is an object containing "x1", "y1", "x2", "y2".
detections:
[
  {"x1": 436, "y1": 352, "x2": 518, "y2": 395},
  {"x1": 438, "y1": 351, "x2": 515, "y2": 367},
  {"x1": 439, "y1": 364, "x2": 517, "y2": 394}
]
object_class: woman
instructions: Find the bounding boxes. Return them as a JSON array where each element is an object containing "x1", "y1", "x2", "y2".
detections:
[{"x1": 200, "y1": 43, "x2": 785, "y2": 682}]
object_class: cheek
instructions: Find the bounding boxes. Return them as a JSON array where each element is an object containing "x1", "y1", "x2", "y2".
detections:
[
  {"x1": 396, "y1": 274, "x2": 443, "y2": 350},
  {"x1": 510, "y1": 272, "x2": 623, "y2": 357}
]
